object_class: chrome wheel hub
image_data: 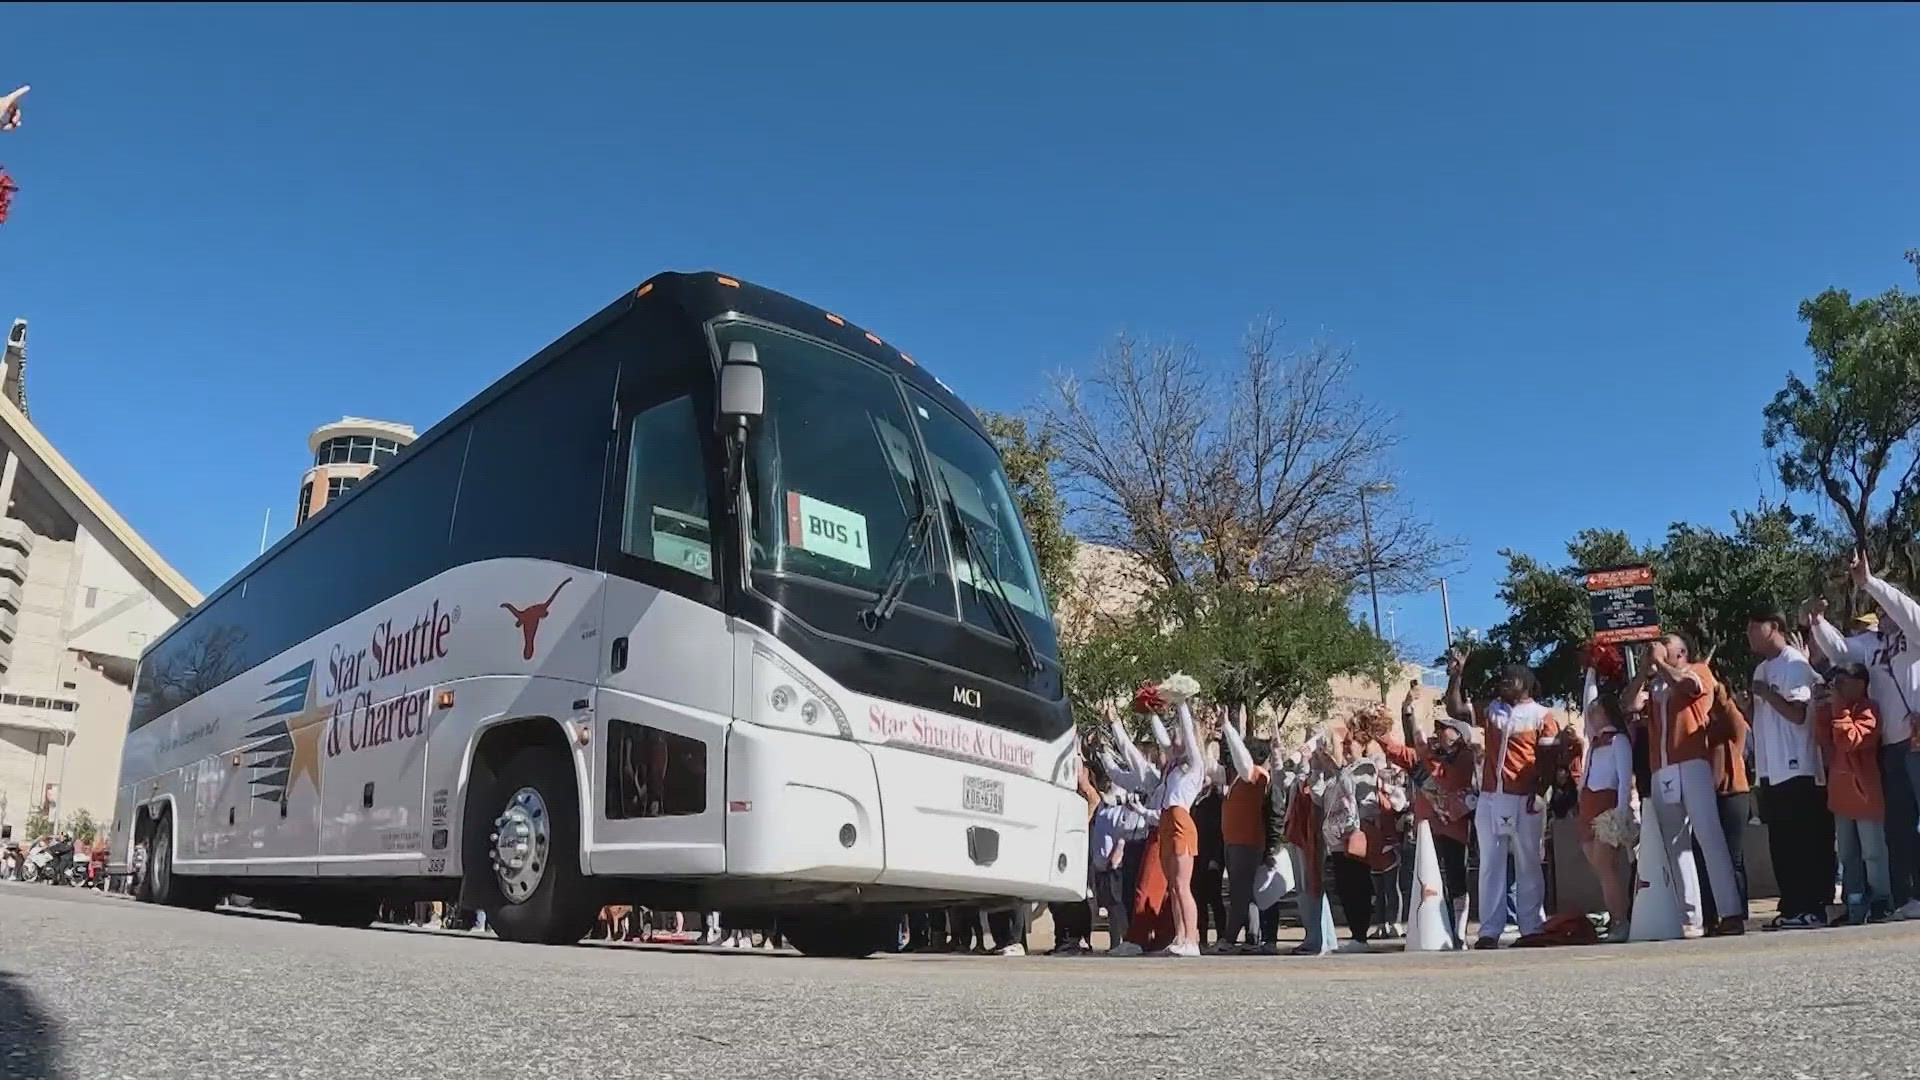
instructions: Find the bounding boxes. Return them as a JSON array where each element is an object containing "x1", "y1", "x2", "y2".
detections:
[{"x1": 490, "y1": 787, "x2": 549, "y2": 903}]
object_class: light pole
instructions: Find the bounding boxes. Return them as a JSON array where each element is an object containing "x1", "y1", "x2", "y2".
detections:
[
  {"x1": 1435, "y1": 576, "x2": 1454, "y2": 647},
  {"x1": 1358, "y1": 481, "x2": 1393, "y2": 702}
]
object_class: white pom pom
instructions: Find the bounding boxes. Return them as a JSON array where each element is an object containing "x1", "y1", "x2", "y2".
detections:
[
  {"x1": 1591, "y1": 806, "x2": 1637, "y2": 849},
  {"x1": 1158, "y1": 672, "x2": 1201, "y2": 705}
]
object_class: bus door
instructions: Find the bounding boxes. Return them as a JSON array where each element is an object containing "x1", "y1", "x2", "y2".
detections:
[{"x1": 587, "y1": 376, "x2": 730, "y2": 876}]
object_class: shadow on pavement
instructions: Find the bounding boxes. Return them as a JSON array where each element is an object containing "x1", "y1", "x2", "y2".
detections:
[{"x1": 0, "y1": 971, "x2": 60, "y2": 1079}]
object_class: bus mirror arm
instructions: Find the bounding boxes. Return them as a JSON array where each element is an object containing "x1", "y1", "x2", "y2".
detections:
[{"x1": 720, "y1": 341, "x2": 762, "y2": 598}]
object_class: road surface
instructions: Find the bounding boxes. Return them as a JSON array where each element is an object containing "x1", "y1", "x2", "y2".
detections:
[{"x1": 0, "y1": 882, "x2": 1910, "y2": 1079}]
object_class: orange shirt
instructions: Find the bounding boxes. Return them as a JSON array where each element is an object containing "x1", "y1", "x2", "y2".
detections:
[
  {"x1": 1816, "y1": 701, "x2": 1884, "y2": 823},
  {"x1": 1221, "y1": 767, "x2": 1270, "y2": 847},
  {"x1": 1477, "y1": 700, "x2": 1562, "y2": 795},
  {"x1": 1650, "y1": 663, "x2": 1716, "y2": 769},
  {"x1": 1707, "y1": 688, "x2": 1751, "y2": 795}
]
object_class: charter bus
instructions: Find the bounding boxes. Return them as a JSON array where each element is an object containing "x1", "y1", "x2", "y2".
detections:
[{"x1": 109, "y1": 272, "x2": 1087, "y2": 956}]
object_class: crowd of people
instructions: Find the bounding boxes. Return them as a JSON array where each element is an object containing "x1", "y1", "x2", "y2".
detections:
[{"x1": 1035, "y1": 549, "x2": 1920, "y2": 956}]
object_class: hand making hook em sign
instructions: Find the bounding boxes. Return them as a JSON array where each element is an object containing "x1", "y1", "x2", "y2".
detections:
[{"x1": 1, "y1": 86, "x2": 27, "y2": 132}]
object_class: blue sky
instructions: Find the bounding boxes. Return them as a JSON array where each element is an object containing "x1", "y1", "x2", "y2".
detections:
[{"x1": 0, "y1": 4, "x2": 1915, "y2": 665}]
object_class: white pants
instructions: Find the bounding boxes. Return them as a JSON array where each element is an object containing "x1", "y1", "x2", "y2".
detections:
[
  {"x1": 1475, "y1": 790, "x2": 1547, "y2": 938},
  {"x1": 1651, "y1": 758, "x2": 1735, "y2": 930}
]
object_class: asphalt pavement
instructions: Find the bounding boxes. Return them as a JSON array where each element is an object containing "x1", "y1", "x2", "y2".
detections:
[{"x1": 1, "y1": 881, "x2": 1914, "y2": 1079}]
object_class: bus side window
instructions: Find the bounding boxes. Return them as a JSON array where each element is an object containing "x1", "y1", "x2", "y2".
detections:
[
  {"x1": 605, "y1": 718, "x2": 706, "y2": 819},
  {"x1": 619, "y1": 396, "x2": 713, "y2": 581}
]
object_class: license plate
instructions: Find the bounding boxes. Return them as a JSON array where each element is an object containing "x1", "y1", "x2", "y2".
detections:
[{"x1": 962, "y1": 775, "x2": 1005, "y2": 816}]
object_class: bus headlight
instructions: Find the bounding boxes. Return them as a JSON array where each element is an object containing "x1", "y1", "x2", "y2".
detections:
[
  {"x1": 1050, "y1": 744, "x2": 1080, "y2": 789},
  {"x1": 751, "y1": 644, "x2": 851, "y2": 739}
]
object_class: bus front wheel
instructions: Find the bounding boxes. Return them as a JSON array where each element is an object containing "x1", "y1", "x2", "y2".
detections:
[
  {"x1": 781, "y1": 914, "x2": 895, "y2": 959},
  {"x1": 469, "y1": 747, "x2": 597, "y2": 945}
]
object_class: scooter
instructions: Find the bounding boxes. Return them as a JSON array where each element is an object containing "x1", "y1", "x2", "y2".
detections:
[{"x1": 0, "y1": 841, "x2": 21, "y2": 881}]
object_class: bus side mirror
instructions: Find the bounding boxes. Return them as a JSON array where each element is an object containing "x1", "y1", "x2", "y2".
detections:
[{"x1": 720, "y1": 341, "x2": 763, "y2": 421}]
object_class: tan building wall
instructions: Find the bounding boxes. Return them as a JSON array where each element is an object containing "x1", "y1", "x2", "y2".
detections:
[{"x1": 0, "y1": 319, "x2": 199, "y2": 840}]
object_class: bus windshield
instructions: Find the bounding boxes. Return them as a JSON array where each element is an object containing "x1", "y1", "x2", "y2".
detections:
[{"x1": 725, "y1": 321, "x2": 1053, "y2": 650}]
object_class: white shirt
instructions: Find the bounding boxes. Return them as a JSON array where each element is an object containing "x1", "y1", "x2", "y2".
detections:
[
  {"x1": 1582, "y1": 729, "x2": 1634, "y2": 796},
  {"x1": 1812, "y1": 576, "x2": 1920, "y2": 745},
  {"x1": 1750, "y1": 646, "x2": 1822, "y2": 785}
]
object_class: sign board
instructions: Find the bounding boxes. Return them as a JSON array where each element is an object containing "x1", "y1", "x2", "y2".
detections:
[{"x1": 1585, "y1": 564, "x2": 1660, "y2": 645}]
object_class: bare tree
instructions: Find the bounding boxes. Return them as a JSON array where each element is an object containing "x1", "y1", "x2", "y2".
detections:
[{"x1": 1042, "y1": 316, "x2": 1455, "y2": 598}]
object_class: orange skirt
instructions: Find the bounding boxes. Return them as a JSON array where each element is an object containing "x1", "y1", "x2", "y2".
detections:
[
  {"x1": 1577, "y1": 788, "x2": 1619, "y2": 844},
  {"x1": 1126, "y1": 826, "x2": 1176, "y2": 951},
  {"x1": 1161, "y1": 804, "x2": 1200, "y2": 858}
]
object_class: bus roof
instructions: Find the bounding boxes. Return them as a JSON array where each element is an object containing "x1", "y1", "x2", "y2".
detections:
[{"x1": 141, "y1": 271, "x2": 989, "y2": 662}]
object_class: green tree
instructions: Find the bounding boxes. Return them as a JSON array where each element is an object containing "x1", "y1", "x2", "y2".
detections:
[
  {"x1": 1080, "y1": 577, "x2": 1394, "y2": 739},
  {"x1": 981, "y1": 411, "x2": 1078, "y2": 609},
  {"x1": 23, "y1": 808, "x2": 50, "y2": 839},
  {"x1": 62, "y1": 808, "x2": 99, "y2": 846},
  {"x1": 1452, "y1": 507, "x2": 1834, "y2": 701},
  {"x1": 1763, "y1": 252, "x2": 1920, "y2": 585}
]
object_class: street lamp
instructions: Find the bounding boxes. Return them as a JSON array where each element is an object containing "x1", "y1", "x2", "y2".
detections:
[
  {"x1": 1358, "y1": 481, "x2": 1393, "y2": 702},
  {"x1": 1433, "y1": 577, "x2": 1454, "y2": 647}
]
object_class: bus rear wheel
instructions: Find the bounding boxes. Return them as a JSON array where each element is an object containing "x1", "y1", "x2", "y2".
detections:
[
  {"x1": 140, "y1": 810, "x2": 218, "y2": 910},
  {"x1": 469, "y1": 746, "x2": 596, "y2": 945},
  {"x1": 781, "y1": 914, "x2": 895, "y2": 959}
]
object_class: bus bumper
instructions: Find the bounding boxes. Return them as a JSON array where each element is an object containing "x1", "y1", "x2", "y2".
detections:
[{"x1": 724, "y1": 723, "x2": 1087, "y2": 903}]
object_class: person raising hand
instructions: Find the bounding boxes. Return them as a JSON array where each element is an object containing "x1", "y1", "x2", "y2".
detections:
[{"x1": 1, "y1": 86, "x2": 26, "y2": 133}]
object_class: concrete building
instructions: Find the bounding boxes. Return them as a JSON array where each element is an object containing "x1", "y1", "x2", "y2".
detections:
[
  {"x1": 0, "y1": 320, "x2": 201, "y2": 839},
  {"x1": 295, "y1": 417, "x2": 415, "y2": 526}
]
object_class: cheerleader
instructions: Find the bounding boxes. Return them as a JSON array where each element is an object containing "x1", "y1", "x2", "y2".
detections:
[
  {"x1": 1578, "y1": 665, "x2": 1639, "y2": 940},
  {"x1": 1446, "y1": 654, "x2": 1564, "y2": 947},
  {"x1": 1147, "y1": 676, "x2": 1210, "y2": 956},
  {"x1": 1100, "y1": 702, "x2": 1178, "y2": 955}
]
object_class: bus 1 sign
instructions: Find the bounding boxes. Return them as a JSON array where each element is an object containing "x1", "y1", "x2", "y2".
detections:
[{"x1": 1585, "y1": 564, "x2": 1661, "y2": 646}]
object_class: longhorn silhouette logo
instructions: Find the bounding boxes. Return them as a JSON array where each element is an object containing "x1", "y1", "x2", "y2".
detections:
[{"x1": 502, "y1": 578, "x2": 571, "y2": 660}]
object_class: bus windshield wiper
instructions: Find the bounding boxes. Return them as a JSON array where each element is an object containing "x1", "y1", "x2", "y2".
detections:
[
  {"x1": 859, "y1": 495, "x2": 938, "y2": 632},
  {"x1": 935, "y1": 481, "x2": 1042, "y2": 675}
]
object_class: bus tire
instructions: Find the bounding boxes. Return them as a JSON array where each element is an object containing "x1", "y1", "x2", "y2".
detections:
[
  {"x1": 470, "y1": 746, "x2": 596, "y2": 945},
  {"x1": 144, "y1": 811, "x2": 218, "y2": 910},
  {"x1": 780, "y1": 914, "x2": 894, "y2": 959}
]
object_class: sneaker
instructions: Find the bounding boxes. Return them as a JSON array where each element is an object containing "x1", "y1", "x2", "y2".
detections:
[
  {"x1": 1338, "y1": 940, "x2": 1372, "y2": 954},
  {"x1": 1471, "y1": 937, "x2": 1501, "y2": 951},
  {"x1": 1897, "y1": 900, "x2": 1920, "y2": 921},
  {"x1": 992, "y1": 943, "x2": 1026, "y2": 957},
  {"x1": 1108, "y1": 942, "x2": 1144, "y2": 957},
  {"x1": 1707, "y1": 918, "x2": 1746, "y2": 938},
  {"x1": 1205, "y1": 941, "x2": 1234, "y2": 955},
  {"x1": 1682, "y1": 925, "x2": 1706, "y2": 940},
  {"x1": 1259, "y1": 941, "x2": 1283, "y2": 955},
  {"x1": 1605, "y1": 922, "x2": 1631, "y2": 944},
  {"x1": 1290, "y1": 941, "x2": 1329, "y2": 956},
  {"x1": 1866, "y1": 910, "x2": 1890, "y2": 925},
  {"x1": 1166, "y1": 941, "x2": 1202, "y2": 958}
]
